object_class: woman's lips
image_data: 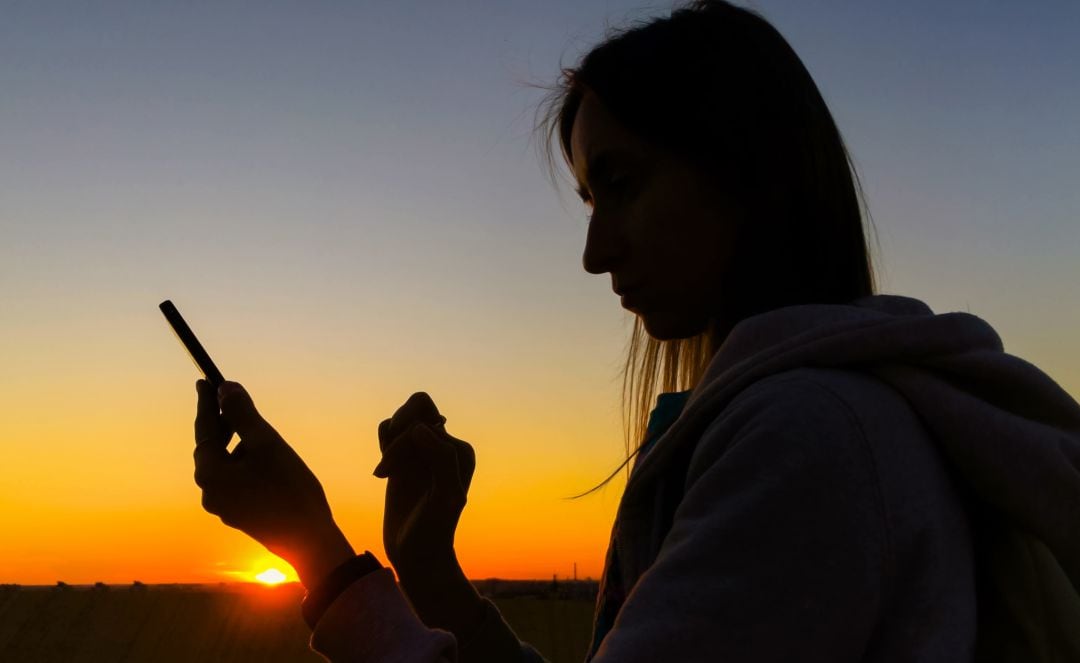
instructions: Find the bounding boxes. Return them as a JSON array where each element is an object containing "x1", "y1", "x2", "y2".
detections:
[{"x1": 620, "y1": 290, "x2": 645, "y2": 310}]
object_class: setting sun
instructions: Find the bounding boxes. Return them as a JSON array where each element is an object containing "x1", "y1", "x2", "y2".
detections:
[{"x1": 255, "y1": 568, "x2": 288, "y2": 585}]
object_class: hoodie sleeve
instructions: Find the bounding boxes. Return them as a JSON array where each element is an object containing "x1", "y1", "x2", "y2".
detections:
[
  {"x1": 308, "y1": 566, "x2": 550, "y2": 663},
  {"x1": 589, "y1": 373, "x2": 890, "y2": 662}
]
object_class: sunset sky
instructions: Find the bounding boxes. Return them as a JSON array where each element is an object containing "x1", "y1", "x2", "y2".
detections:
[{"x1": 2, "y1": 1, "x2": 1078, "y2": 584}]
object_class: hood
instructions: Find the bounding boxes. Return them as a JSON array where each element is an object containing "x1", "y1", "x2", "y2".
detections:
[{"x1": 627, "y1": 293, "x2": 1080, "y2": 659}]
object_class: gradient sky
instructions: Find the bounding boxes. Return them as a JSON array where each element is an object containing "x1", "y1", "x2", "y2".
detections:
[{"x1": 2, "y1": 1, "x2": 1078, "y2": 584}]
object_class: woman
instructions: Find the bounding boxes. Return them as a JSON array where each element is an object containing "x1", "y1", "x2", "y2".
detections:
[{"x1": 190, "y1": 1, "x2": 1080, "y2": 661}]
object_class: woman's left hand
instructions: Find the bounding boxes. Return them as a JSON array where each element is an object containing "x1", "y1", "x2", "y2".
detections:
[
  {"x1": 374, "y1": 392, "x2": 476, "y2": 579},
  {"x1": 193, "y1": 379, "x2": 355, "y2": 589}
]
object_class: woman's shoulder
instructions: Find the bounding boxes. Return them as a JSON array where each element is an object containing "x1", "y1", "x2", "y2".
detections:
[
  {"x1": 687, "y1": 365, "x2": 948, "y2": 499},
  {"x1": 686, "y1": 368, "x2": 883, "y2": 480},
  {"x1": 691, "y1": 366, "x2": 975, "y2": 564},
  {"x1": 707, "y1": 366, "x2": 927, "y2": 446}
]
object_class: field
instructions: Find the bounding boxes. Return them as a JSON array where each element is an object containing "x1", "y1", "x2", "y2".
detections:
[{"x1": 0, "y1": 582, "x2": 596, "y2": 663}]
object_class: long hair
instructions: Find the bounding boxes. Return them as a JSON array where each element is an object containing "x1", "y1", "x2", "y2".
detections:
[{"x1": 533, "y1": 0, "x2": 879, "y2": 498}]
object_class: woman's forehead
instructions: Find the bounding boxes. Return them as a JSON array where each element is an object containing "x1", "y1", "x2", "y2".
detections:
[
  {"x1": 572, "y1": 93, "x2": 618, "y2": 156},
  {"x1": 571, "y1": 93, "x2": 642, "y2": 182},
  {"x1": 570, "y1": 93, "x2": 598, "y2": 164}
]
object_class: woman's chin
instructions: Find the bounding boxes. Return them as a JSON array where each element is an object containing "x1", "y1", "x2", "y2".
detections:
[{"x1": 639, "y1": 310, "x2": 707, "y2": 341}]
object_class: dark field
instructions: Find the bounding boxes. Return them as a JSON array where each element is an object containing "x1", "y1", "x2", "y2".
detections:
[{"x1": 0, "y1": 582, "x2": 597, "y2": 662}]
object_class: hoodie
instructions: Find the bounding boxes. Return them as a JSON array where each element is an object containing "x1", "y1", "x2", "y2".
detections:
[{"x1": 308, "y1": 294, "x2": 1080, "y2": 662}]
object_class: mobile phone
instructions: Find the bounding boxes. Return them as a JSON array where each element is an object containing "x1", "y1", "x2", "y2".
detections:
[{"x1": 159, "y1": 299, "x2": 226, "y2": 388}]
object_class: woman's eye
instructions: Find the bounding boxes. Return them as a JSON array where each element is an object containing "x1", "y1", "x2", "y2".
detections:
[{"x1": 581, "y1": 173, "x2": 630, "y2": 221}]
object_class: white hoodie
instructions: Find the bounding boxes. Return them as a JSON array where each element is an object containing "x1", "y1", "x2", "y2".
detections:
[{"x1": 309, "y1": 294, "x2": 1080, "y2": 662}]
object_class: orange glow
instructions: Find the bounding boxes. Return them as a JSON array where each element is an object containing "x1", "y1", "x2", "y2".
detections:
[
  {"x1": 0, "y1": 363, "x2": 628, "y2": 584},
  {"x1": 4, "y1": 0, "x2": 1080, "y2": 593}
]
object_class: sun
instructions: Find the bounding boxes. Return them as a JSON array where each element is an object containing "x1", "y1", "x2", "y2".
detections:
[
  {"x1": 222, "y1": 554, "x2": 299, "y2": 584},
  {"x1": 255, "y1": 568, "x2": 288, "y2": 585}
]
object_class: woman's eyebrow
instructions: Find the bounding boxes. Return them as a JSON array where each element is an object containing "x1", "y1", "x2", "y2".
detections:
[{"x1": 575, "y1": 148, "x2": 628, "y2": 201}]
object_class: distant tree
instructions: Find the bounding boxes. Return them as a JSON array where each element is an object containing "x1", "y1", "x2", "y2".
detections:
[
  {"x1": 93, "y1": 581, "x2": 109, "y2": 591},
  {"x1": 55, "y1": 581, "x2": 70, "y2": 591},
  {"x1": 131, "y1": 580, "x2": 146, "y2": 591}
]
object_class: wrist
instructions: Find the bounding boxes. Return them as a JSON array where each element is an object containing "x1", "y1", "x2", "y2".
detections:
[
  {"x1": 396, "y1": 554, "x2": 486, "y2": 639},
  {"x1": 292, "y1": 525, "x2": 356, "y2": 591},
  {"x1": 393, "y1": 549, "x2": 460, "y2": 584}
]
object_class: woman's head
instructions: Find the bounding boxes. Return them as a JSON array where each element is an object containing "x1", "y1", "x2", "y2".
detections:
[
  {"x1": 571, "y1": 88, "x2": 745, "y2": 343},
  {"x1": 535, "y1": 0, "x2": 878, "y2": 494}
]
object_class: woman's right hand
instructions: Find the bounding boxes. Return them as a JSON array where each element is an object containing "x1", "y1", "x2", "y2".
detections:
[{"x1": 374, "y1": 392, "x2": 476, "y2": 579}]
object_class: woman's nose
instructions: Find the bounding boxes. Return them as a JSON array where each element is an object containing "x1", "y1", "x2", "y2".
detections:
[{"x1": 582, "y1": 212, "x2": 625, "y2": 275}]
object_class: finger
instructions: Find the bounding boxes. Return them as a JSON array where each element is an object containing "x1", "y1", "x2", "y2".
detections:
[
  {"x1": 374, "y1": 424, "x2": 464, "y2": 501},
  {"x1": 379, "y1": 414, "x2": 446, "y2": 452},
  {"x1": 394, "y1": 392, "x2": 442, "y2": 422},
  {"x1": 217, "y1": 381, "x2": 277, "y2": 443},
  {"x1": 387, "y1": 392, "x2": 446, "y2": 441},
  {"x1": 412, "y1": 424, "x2": 470, "y2": 507},
  {"x1": 426, "y1": 426, "x2": 475, "y2": 495},
  {"x1": 381, "y1": 414, "x2": 471, "y2": 492},
  {"x1": 375, "y1": 421, "x2": 423, "y2": 476},
  {"x1": 380, "y1": 414, "x2": 447, "y2": 451},
  {"x1": 195, "y1": 379, "x2": 228, "y2": 447},
  {"x1": 446, "y1": 434, "x2": 476, "y2": 495},
  {"x1": 375, "y1": 427, "x2": 464, "y2": 512},
  {"x1": 194, "y1": 381, "x2": 228, "y2": 488},
  {"x1": 378, "y1": 418, "x2": 393, "y2": 453},
  {"x1": 193, "y1": 437, "x2": 228, "y2": 477}
]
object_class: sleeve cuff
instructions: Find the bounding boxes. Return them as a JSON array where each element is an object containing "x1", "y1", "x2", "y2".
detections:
[
  {"x1": 309, "y1": 566, "x2": 457, "y2": 663},
  {"x1": 302, "y1": 551, "x2": 383, "y2": 630}
]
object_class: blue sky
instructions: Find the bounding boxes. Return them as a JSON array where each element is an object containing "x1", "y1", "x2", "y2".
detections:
[{"x1": 1, "y1": 1, "x2": 1078, "y2": 581}]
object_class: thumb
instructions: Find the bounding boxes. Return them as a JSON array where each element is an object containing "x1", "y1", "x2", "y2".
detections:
[{"x1": 217, "y1": 381, "x2": 274, "y2": 441}]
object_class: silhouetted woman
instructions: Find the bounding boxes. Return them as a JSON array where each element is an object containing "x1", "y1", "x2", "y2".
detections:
[{"x1": 190, "y1": 1, "x2": 1080, "y2": 661}]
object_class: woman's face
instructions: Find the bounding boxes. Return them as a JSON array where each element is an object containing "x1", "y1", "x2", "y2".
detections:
[{"x1": 570, "y1": 90, "x2": 743, "y2": 341}]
